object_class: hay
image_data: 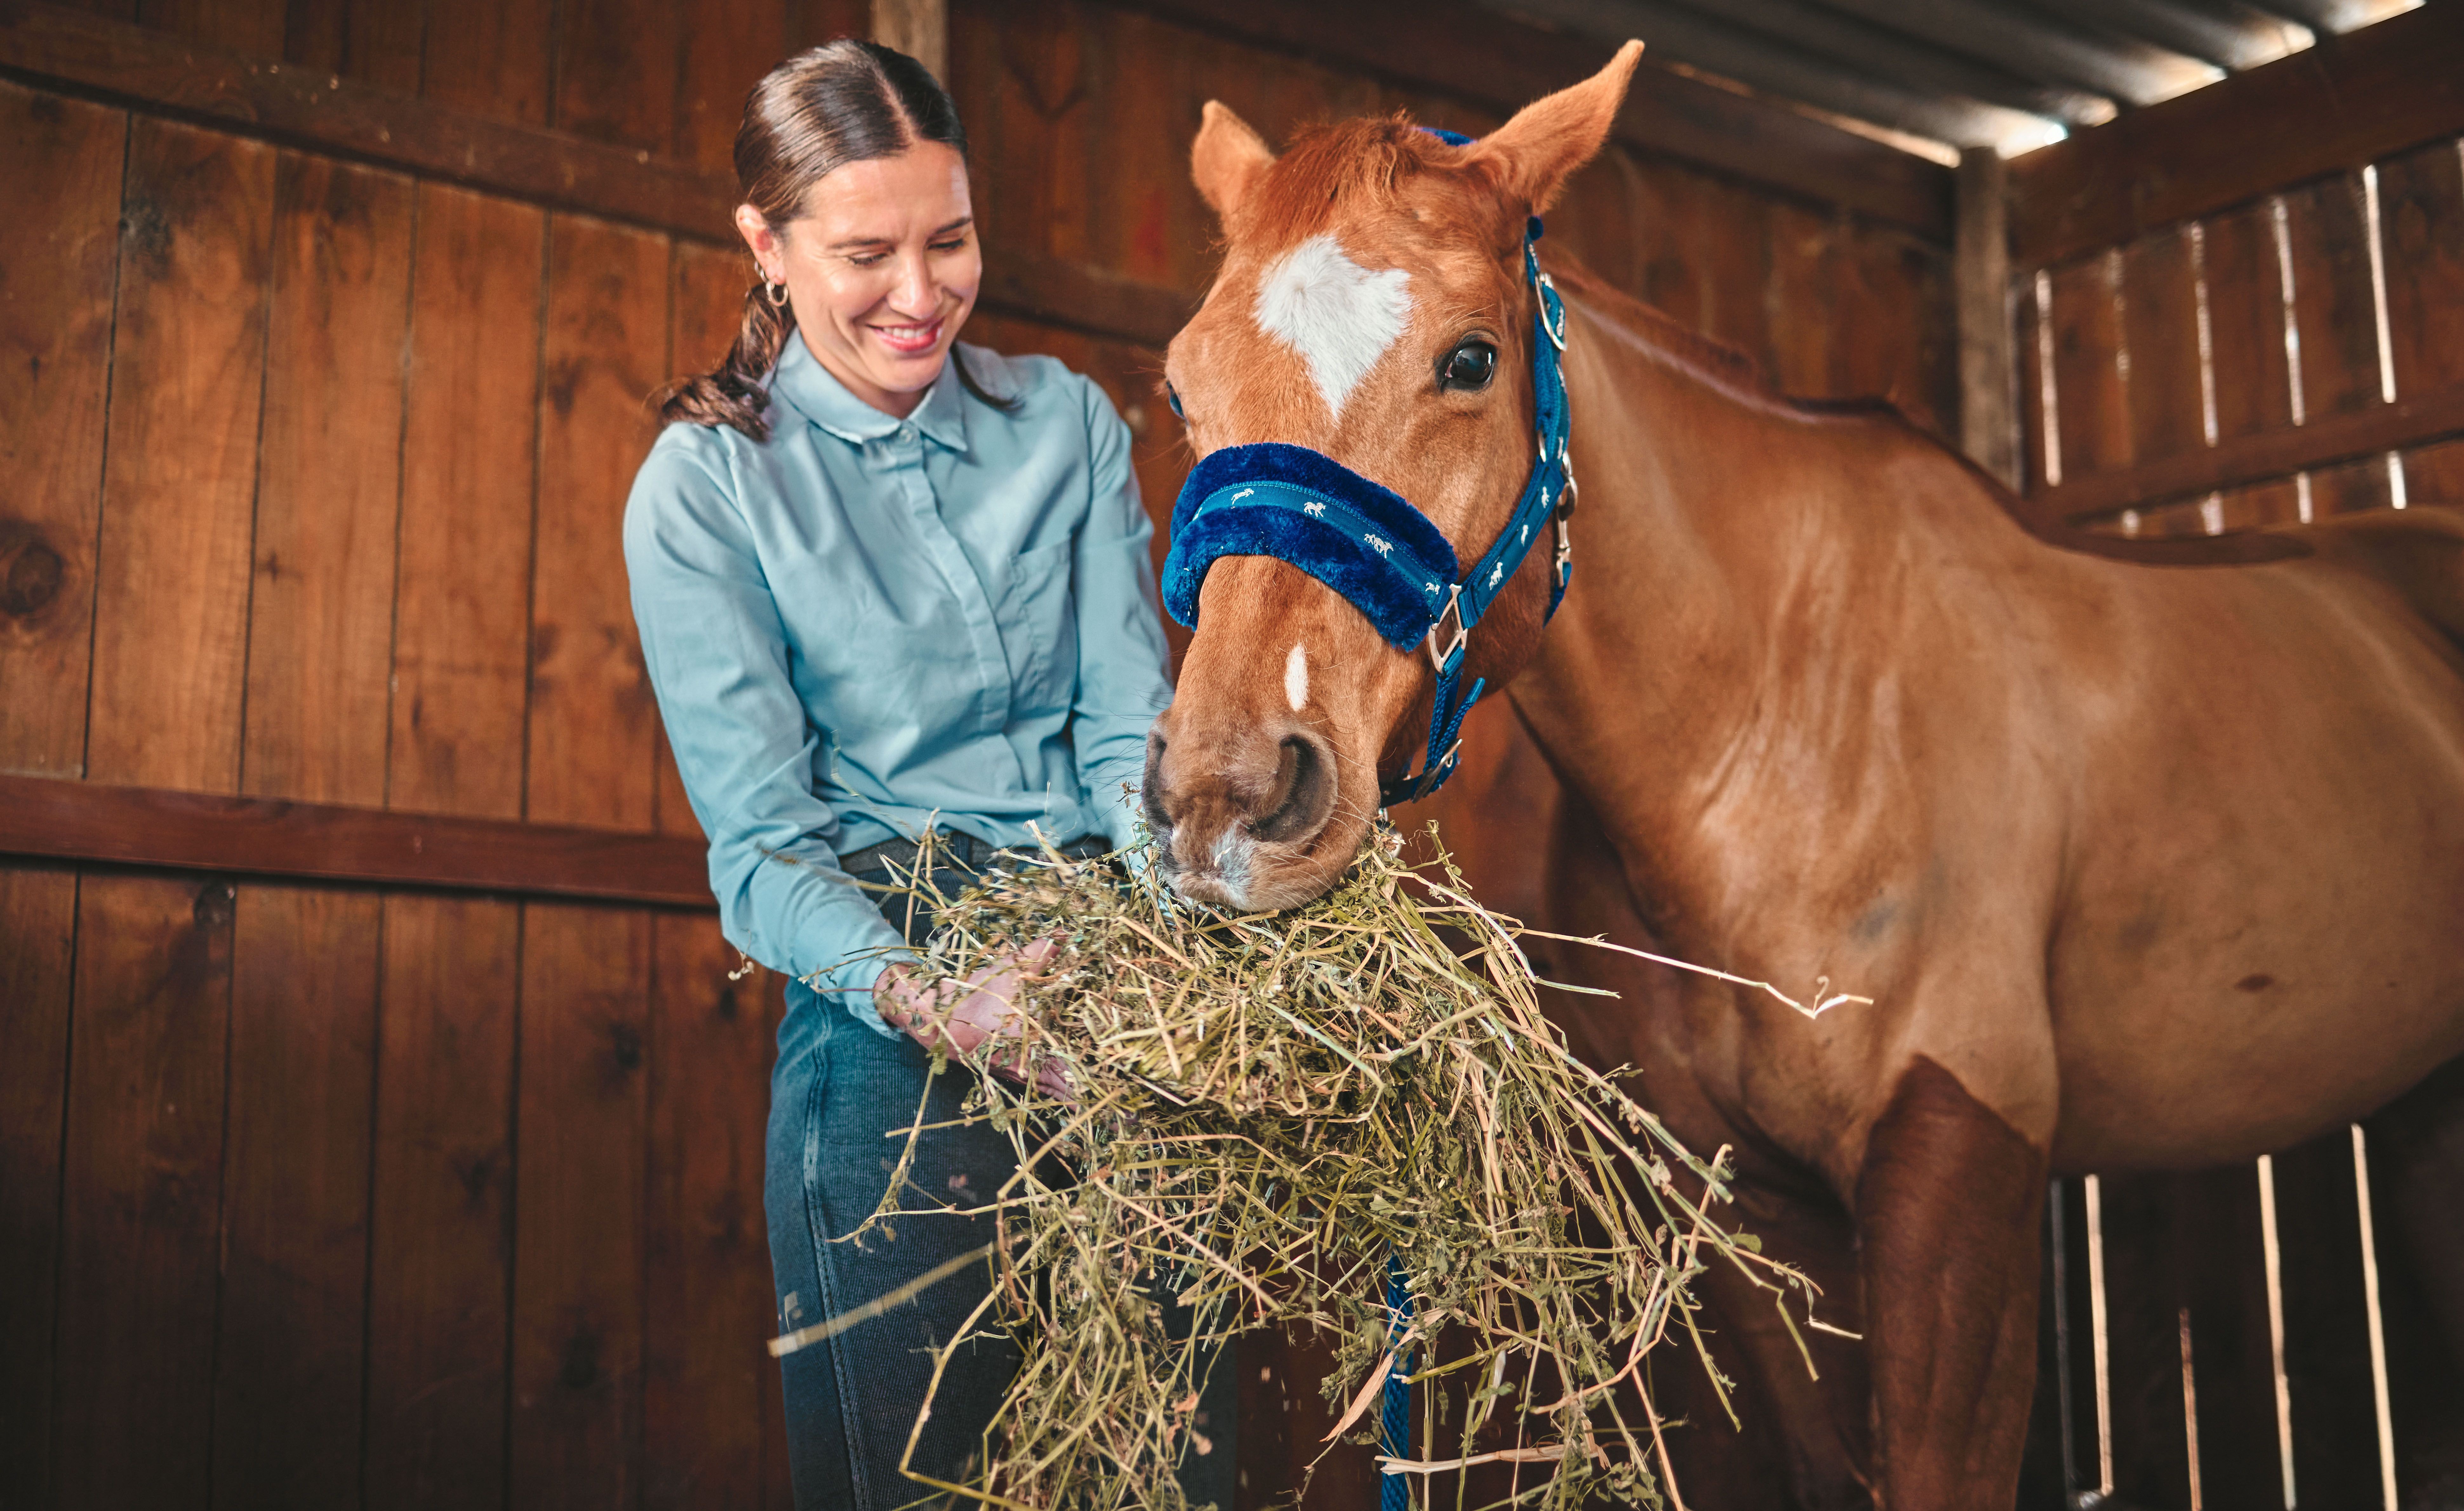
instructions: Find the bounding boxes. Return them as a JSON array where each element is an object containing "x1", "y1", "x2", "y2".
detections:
[{"x1": 792, "y1": 824, "x2": 1839, "y2": 1510}]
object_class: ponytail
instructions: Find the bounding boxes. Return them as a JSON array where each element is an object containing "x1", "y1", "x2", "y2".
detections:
[{"x1": 661, "y1": 280, "x2": 796, "y2": 441}]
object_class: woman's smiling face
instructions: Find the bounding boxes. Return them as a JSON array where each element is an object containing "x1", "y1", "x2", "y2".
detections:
[{"x1": 737, "y1": 141, "x2": 981, "y2": 417}]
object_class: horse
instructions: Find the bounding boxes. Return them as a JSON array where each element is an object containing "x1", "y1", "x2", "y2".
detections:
[{"x1": 1138, "y1": 43, "x2": 2464, "y2": 1508}]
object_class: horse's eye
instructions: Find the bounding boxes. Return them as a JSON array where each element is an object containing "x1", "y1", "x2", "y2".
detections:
[
  {"x1": 1164, "y1": 381, "x2": 1185, "y2": 419},
  {"x1": 1440, "y1": 340, "x2": 1497, "y2": 391}
]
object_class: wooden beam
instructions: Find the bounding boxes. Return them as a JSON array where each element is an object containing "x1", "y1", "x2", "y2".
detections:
[
  {"x1": 2008, "y1": 2, "x2": 2464, "y2": 268},
  {"x1": 0, "y1": 0, "x2": 1186, "y2": 348},
  {"x1": 0, "y1": 774, "x2": 717, "y2": 908},
  {"x1": 1956, "y1": 146, "x2": 2020, "y2": 490},
  {"x1": 2030, "y1": 382, "x2": 2464, "y2": 523},
  {"x1": 1113, "y1": 0, "x2": 1955, "y2": 241}
]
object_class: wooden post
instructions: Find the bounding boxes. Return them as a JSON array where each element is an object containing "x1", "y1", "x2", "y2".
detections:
[
  {"x1": 1956, "y1": 146, "x2": 2020, "y2": 492},
  {"x1": 871, "y1": 0, "x2": 946, "y2": 83}
]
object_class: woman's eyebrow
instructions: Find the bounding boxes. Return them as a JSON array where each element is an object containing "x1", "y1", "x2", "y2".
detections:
[{"x1": 825, "y1": 216, "x2": 975, "y2": 253}]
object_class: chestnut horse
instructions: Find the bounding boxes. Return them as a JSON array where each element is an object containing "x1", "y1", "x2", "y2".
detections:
[{"x1": 1141, "y1": 44, "x2": 2464, "y2": 1508}]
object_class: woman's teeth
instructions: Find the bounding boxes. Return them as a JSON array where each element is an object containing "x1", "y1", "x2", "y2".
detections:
[{"x1": 872, "y1": 318, "x2": 941, "y2": 354}]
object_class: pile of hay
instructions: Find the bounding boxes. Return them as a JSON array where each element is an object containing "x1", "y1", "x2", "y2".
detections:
[{"x1": 804, "y1": 825, "x2": 1831, "y2": 1510}]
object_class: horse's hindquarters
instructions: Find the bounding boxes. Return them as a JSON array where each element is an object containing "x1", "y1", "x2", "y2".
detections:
[{"x1": 2046, "y1": 562, "x2": 2464, "y2": 1173}]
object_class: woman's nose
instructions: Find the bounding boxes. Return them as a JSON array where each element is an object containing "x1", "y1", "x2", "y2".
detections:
[{"x1": 892, "y1": 254, "x2": 935, "y2": 314}]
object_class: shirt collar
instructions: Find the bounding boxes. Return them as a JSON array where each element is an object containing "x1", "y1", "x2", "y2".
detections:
[{"x1": 770, "y1": 334, "x2": 971, "y2": 454}]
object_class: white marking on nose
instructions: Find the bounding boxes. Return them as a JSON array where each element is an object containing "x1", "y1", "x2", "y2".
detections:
[
  {"x1": 1283, "y1": 642, "x2": 1309, "y2": 713},
  {"x1": 1253, "y1": 234, "x2": 1412, "y2": 419}
]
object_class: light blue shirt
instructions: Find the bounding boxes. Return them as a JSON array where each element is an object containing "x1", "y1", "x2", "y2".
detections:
[{"x1": 624, "y1": 336, "x2": 1173, "y2": 1033}]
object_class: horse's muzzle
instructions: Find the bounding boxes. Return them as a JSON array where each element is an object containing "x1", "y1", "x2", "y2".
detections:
[{"x1": 1142, "y1": 722, "x2": 1342, "y2": 909}]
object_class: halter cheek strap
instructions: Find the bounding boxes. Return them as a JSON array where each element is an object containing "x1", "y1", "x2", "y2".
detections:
[{"x1": 1161, "y1": 215, "x2": 1575, "y2": 808}]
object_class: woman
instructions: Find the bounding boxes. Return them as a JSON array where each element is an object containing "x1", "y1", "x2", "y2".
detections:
[{"x1": 623, "y1": 41, "x2": 1172, "y2": 1508}]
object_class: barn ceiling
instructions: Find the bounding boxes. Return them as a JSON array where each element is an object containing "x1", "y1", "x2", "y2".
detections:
[{"x1": 1481, "y1": 0, "x2": 2425, "y2": 158}]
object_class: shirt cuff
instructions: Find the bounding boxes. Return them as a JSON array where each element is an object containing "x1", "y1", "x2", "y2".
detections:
[{"x1": 805, "y1": 947, "x2": 908, "y2": 1038}]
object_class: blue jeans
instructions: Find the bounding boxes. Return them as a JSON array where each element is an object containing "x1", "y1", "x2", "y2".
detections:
[
  {"x1": 766, "y1": 843, "x2": 1235, "y2": 1509},
  {"x1": 766, "y1": 854, "x2": 1027, "y2": 1509}
]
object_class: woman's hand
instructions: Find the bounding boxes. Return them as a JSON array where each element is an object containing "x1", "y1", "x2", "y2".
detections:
[{"x1": 873, "y1": 938, "x2": 1073, "y2": 1098}]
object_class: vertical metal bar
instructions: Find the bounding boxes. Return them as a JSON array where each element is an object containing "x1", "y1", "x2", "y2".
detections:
[
  {"x1": 2351, "y1": 1125, "x2": 2399, "y2": 1511},
  {"x1": 2086, "y1": 1173, "x2": 2114, "y2": 1498},
  {"x1": 2258, "y1": 1154, "x2": 2298, "y2": 1508},
  {"x1": 2181, "y1": 1308, "x2": 2204, "y2": 1511},
  {"x1": 2051, "y1": 1179, "x2": 2079, "y2": 1501},
  {"x1": 2035, "y1": 269, "x2": 2063, "y2": 488}
]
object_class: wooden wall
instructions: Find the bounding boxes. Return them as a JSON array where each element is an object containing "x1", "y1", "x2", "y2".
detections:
[
  {"x1": 0, "y1": 2, "x2": 1957, "y2": 1508},
  {"x1": 1996, "y1": 15, "x2": 2464, "y2": 1503}
]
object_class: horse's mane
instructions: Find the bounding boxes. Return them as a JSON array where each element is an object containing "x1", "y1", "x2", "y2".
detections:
[{"x1": 1541, "y1": 256, "x2": 1779, "y2": 400}]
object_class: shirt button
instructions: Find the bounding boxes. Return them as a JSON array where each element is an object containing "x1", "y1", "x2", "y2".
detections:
[{"x1": 896, "y1": 423, "x2": 916, "y2": 443}]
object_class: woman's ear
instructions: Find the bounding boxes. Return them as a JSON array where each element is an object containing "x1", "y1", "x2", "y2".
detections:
[
  {"x1": 1464, "y1": 40, "x2": 1644, "y2": 215},
  {"x1": 1191, "y1": 101, "x2": 1275, "y2": 222},
  {"x1": 735, "y1": 203, "x2": 782, "y2": 280}
]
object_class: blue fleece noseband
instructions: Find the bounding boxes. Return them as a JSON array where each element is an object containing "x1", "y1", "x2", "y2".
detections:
[{"x1": 1162, "y1": 190, "x2": 1575, "y2": 806}]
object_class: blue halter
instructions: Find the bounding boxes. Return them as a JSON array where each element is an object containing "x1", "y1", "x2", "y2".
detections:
[{"x1": 1161, "y1": 181, "x2": 1574, "y2": 807}]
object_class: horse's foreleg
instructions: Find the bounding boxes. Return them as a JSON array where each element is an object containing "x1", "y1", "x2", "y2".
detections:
[{"x1": 1852, "y1": 1054, "x2": 2048, "y2": 1509}]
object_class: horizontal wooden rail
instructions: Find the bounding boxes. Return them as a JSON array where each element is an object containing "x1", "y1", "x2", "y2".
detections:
[
  {"x1": 0, "y1": 773, "x2": 717, "y2": 908},
  {"x1": 0, "y1": 0, "x2": 1191, "y2": 349},
  {"x1": 2031, "y1": 383, "x2": 2464, "y2": 524},
  {"x1": 2008, "y1": 2, "x2": 2464, "y2": 269},
  {"x1": 1123, "y1": 0, "x2": 1953, "y2": 241}
]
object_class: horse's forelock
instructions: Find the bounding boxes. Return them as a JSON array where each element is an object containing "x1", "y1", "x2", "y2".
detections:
[{"x1": 1236, "y1": 114, "x2": 1494, "y2": 251}]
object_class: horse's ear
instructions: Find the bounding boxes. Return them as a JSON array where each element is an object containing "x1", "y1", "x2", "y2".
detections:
[
  {"x1": 1193, "y1": 100, "x2": 1275, "y2": 221},
  {"x1": 1466, "y1": 40, "x2": 1645, "y2": 214}
]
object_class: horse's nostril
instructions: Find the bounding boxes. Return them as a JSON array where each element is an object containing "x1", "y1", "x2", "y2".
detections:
[{"x1": 1251, "y1": 733, "x2": 1334, "y2": 844}]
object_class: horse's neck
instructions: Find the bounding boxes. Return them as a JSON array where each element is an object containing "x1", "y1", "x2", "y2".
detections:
[{"x1": 1510, "y1": 306, "x2": 1964, "y2": 891}]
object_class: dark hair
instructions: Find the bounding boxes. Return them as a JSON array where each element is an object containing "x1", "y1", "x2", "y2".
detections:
[{"x1": 662, "y1": 39, "x2": 1009, "y2": 439}]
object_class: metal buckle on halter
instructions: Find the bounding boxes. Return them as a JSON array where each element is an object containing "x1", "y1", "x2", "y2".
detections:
[
  {"x1": 1426, "y1": 585, "x2": 1468, "y2": 676},
  {"x1": 1537, "y1": 272, "x2": 1567, "y2": 352}
]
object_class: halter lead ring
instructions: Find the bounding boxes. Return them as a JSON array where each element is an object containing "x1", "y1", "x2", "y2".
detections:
[{"x1": 1161, "y1": 210, "x2": 1575, "y2": 808}]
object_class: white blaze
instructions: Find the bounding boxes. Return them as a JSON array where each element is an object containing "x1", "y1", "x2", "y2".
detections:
[
  {"x1": 1283, "y1": 642, "x2": 1309, "y2": 713},
  {"x1": 1253, "y1": 234, "x2": 1413, "y2": 418}
]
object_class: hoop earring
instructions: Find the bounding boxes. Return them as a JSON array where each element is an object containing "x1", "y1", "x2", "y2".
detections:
[{"x1": 764, "y1": 277, "x2": 788, "y2": 309}]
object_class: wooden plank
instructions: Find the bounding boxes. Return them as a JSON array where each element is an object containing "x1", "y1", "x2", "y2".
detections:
[
  {"x1": 390, "y1": 183, "x2": 544, "y2": 820},
  {"x1": 1079, "y1": 5, "x2": 1193, "y2": 290},
  {"x1": 2273, "y1": 1129, "x2": 2384, "y2": 1511},
  {"x1": 1, "y1": 2, "x2": 735, "y2": 238},
  {"x1": 2405, "y1": 434, "x2": 2464, "y2": 511},
  {"x1": 84, "y1": 114, "x2": 273, "y2": 790},
  {"x1": 242, "y1": 150, "x2": 413, "y2": 806},
  {"x1": 2092, "y1": 1172, "x2": 2193, "y2": 1506},
  {"x1": 0, "y1": 862, "x2": 78, "y2": 1508},
  {"x1": 2170, "y1": 1167, "x2": 2284, "y2": 1511},
  {"x1": 528, "y1": 214, "x2": 666, "y2": 830},
  {"x1": 2008, "y1": 1, "x2": 2464, "y2": 267},
  {"x1": 420, "y1": 0, "x2": 552, "y2": 126},
  {"x1": 340, "y1": 0, "x2": 424, "y2": 95},
  {"x1": 2377, "y1": 139, "x2": 2464, "y2": 403},
  {"x1": 643, "y1": 913, "x2": 778, "y2": 1509},
  {"x1": 1108, "y1": 0, "x2": 1955, "y2": 240},
  {"x1": 511, "y1": 900, "x2": 654, "y2": 1510},
  {"x1": 53, "y1": 871, "x2": 235, "y2": 1509},
  {"x1": 553, "y1": 0, "x2": 682, "y2": 154},
  {"x1": 1837, "y1": 222, "x2": 1953, "y2": 435},
  {"x1": 2198, "y1": 201, "x2": 2295, "y2": 448},
  {"x1": 0, "y1": 82, "x2": 121, "y2": 777},
  {"x1": 2044, "y1": 252, "x2": 2133, "y2": 486},
  {"x1": 2120, "y1": 227, "x2": 2207, "y2": 469},
  {"x1": 675, "y1": 0, "x2": 782, "y2": 174},
  {"x1": 138, "y1": 0, "x2": 283, "y2": 58},
  {"x1": 872, "y1": 0, "x2": 946, "y2": 83},
  {"x1": 1956, "y1": 146, "x2": 2018, "y2": 489},
  {"x1": 210, "y1": 883, "x2": 382, "y2": 1508},
  {"x1": 364, "y1": 892, "x2": 519, "y2": 1511},
  {"x1": 0, "y1": 771, "x2": 717, "y2": 905},
  {"x1": 2033, "y1": 379, "x2": 2464, "y2": 523},
  {"x1": 1763, "y1": 199, "x2": 1838, "y2": 397}
]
